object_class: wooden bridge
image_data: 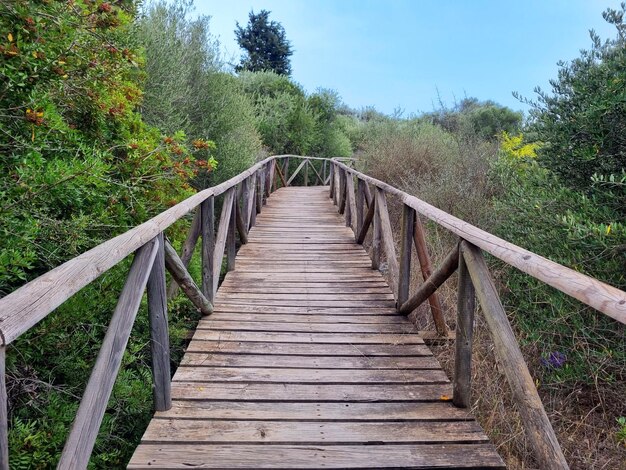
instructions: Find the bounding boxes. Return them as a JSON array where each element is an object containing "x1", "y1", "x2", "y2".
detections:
[{"x1": 1, "y1": 156, "x2": 625, "y2": 469}]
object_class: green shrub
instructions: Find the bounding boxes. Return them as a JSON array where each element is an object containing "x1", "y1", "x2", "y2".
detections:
[
  {"x1": 525, "y1": 5, "x2": 626, "y2": 202},
  {"x1": 492, "y1": 148, "x2": 626, "y2": 386}
]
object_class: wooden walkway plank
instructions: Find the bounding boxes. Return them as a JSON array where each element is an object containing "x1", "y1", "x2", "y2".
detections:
[{"x1": 129, "y1": 185, "x2": 504, "y2": 469}]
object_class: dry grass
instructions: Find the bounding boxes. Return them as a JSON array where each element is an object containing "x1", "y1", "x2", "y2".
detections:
[{"x1": 355, "y1": 120, "x2": 626, "y2": 469}]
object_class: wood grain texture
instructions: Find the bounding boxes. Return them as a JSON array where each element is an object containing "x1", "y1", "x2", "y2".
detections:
[
  {"x1": 0, "y1": 156, "x2": 304, "y2": 346},
  {"x1": 201, "y1": 196, "x2": 215, "y2": 303},
  {"x1": 398, "y1": 204, "x2": 415, "y2": 308},
  {"x1": 128, "y1": 444, "x2": 505, "y2": 469},
  {"x1": 461, "y1": 241, "x2": 569, "y2": 470},
  {"x1": 146, "y1": 233, "x2": 172, "y2": 411},
  {"x1": 453, "y1": 247, "x2": 475, "y2": 408},
  {"x1": 375, "y1": 187, "x2": 399, "y2": 297},
  {"x1": 345, "y1": 171, "x2": 357, "y2": 234},
  {"x1": 166, "y1": 209, "x2": 200, "y2": 300},
  {"x1": 333, "y1": 160, "x2": 626, "y2": 325},
  {"x1": 58, "y1": 239, "x2": 158, "y2": 469},
  {"x1": 398, "y1": 245, "x2": 459, "y2": 316},
  {"x1": 413, "y1": 212, "x2": 447, "y2": 335},
  {"x1": 164, "y1": 240, "x2": 213, "y2": 315},
  {"x1": 155, "y1": 400, "x2": 469, "y2": 420},
  {"x1": 212, "y1": 188, "x2": 235, "y2": 295},
  {"x1": 130, "y1": 186, "x2": 503, "y2": 469}
]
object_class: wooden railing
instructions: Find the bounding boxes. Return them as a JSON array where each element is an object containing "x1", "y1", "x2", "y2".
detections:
[
  {"x1": 0, "y1": 155, "x2": 624, "y2": 469},
  {"x1": 0, "y1": 155, "x2": 334, "y2": 469},
  {"x1": 329, "y1": 159, "x2": 626, "y2": 470}
]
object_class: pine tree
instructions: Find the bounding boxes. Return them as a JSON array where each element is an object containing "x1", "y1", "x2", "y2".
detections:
[{"x1": 235, "y1": 10, "x2": 293, "y2": 75}]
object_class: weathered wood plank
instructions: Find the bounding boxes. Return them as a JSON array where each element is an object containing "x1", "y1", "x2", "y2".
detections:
[
  {"x1": 201, "y1": 196, "x2": 215, "y2": 303},
  {"x1": 129, "y1": 443, "x2": 505, "y2": 469},
  {"x1": 142, "y1": 419, "x2": 486, "y2": 444},
  {"x1": 186, "y1": 341, "x2": 431, "y2": 356},
  {"x1": 198, "y1": 313, "x2": 403, "y2": 324},
  {"x1": 461, "y1": 241, "x2": 569, "y2": 470},
  {"x1": 166, "y1": 209, "x2": 200, "y2": 300},
  {"x1": 157, "y1": 400, "x2": 468, "y2": 421},
  {"x1": 213, "y1": 188, "x2": 235, "y2": 295},
  {"x1": 171, "y1": 382, "x2": 451, "y2": 401},
  {"x1": 227, "y1": 192, "x2": 237, "y2": 271},
  {"x1": 398, "y1": 245, "x2": 459, "y2": 318},
  {"x1": 164, "y1": 240, "x2": 213, "y2": 315},
  {"x1": 191, "y1": 331, "x2": 424, "y2": 344},
  {"x1": 179, "y1": 354, "x2": 438, "y2": 368},
  {"x1": 286, "y1": 159, "x2": 308, "y2": 185},
  {"x1": 398, "y1": 204, "x2": 414, "y2": 308},
  {"x1": 453, "y1": 246, "x2": 475, "y2": 409},
  {"x1": 172, "y1": 367, "x2": 448, "y2": 384},
  {"x1": 146, "y1": 233, "x2": 172, "y2": 411},
  {"x1": 196, "y1": 320, "x2": 415, "y2": 334},
  {"x1": 375, "y1": 188, "x2": 399, "y2": 295},
  {"x1": 58, "y1": 239, "x2": 158, "y2": 469}
]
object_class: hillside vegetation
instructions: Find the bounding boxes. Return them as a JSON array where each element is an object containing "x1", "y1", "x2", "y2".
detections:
[{"x1": 0, "y1": 0, "x2": 624, "y2": 468}]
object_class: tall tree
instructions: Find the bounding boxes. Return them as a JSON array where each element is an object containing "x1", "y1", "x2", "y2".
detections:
[{"x1": 235, "y1": 10, "x2": 293, "y2": 75}]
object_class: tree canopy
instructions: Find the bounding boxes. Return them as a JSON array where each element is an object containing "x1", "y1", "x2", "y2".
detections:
[{"x1": 235, "y1": 10, "x2": 293, "y2": 75}]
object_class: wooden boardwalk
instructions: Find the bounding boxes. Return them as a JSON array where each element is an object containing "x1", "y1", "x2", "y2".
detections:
[{"x1": 129, "y1": 186, "x2": 504, "y2": 469}]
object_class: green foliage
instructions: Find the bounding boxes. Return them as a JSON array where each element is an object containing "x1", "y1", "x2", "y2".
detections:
[
  {"x1": 239, "y1": 71, "x2": 315, "y2": 155},
  {"x1": 0, "y1": 1, "x2": 209, "y2": 467},
  {"x1": 492, "y1": 149, "x2": 626, "y2": 386},
  {"x1": 138, "y1": 1, "x2": 259, "y2": 185},
  {"x1": 426, "y1": 97, "x2": 522, "y2": 141},
  {"x1": 235, "y1": 9, "x2": 293, "y2": 76},
  {"x1": 0, "y1": 0, "x2": 206, "y2": 293},
  {"x1": 524, "y1": 4, "x2": 626, "y2": 200},
  {"x1": 308, "y1": 89, "x2": 353, "y2": 158}
]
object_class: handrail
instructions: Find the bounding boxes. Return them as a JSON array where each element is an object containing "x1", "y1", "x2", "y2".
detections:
[
  {"x1": 2, "y1": 154, "x2": 624, "y2": 469},
  {"x1": 0, "y1": 154, "x2": 329, "y2": 470},
  {"x1": 332, "y1": 159, "x2": 626, "y2": 325},
  {"x1": 0, "y1": 155, "x2": 327, "y2": 346},
  {"x1": 328, "y1": 158, "x2": 626, "y2": 470}
]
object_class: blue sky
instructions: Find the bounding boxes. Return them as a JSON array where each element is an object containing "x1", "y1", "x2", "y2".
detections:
[{"x1": 195, "y1": 0, "x2": 622, "y2": 116}]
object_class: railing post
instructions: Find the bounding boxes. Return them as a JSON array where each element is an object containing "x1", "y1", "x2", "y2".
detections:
[
  {"x1": 201, "y1": 196, "x2": 215, "y2": 304},
  {"x1": 453, "y1": 244, "x2": 474, "y2": 408},
  {"x1": 0, "y1": 346, "x2": 8, "y2": 470},
  {"x1": 283, "y1": 157, "x2": 290, "y2": 184},
  {"x1": 338, "y1": 169, "x2": 346, "y2": 214},
  {"x1": 461, "y1": 241, "x2": 569, "y2": 470},
  {"x1": 345, "y1": 173, "x2": 354, "y2": 229},
  {"x1": 58, "y1": 240, "x2": 158, "y2": 469},
  {"x1": 146, "y1": 232, "x2": 171, "y2": 411},
  {"x1": 356, "y1": 179, "x2": 365, "y2": 234},
  {"x1": 304, "y1": 159, "x2": 309, "y2": 186},
  {"x1": 241, "y1": 178, "x2": 250, "y2": 233},
  {"x1": 331, "y1": 163, "x2": 337, "y2": 203},
  {"x1": 322, "y1": 160, "x2": 327, "y2": 183},
  {"x1": 166, "y1": 209, "x2": 201, "y2": 300},
  {"x1": 249, "y1": 173, "x2": 257, "y2": 228},
  {"x1": 259, "y1": 166, "x2": 266, "y2": 208},
  {"x1": 264, "y1": 163, "x2": 271, "y2": 200},
  {"x1": 372, "y1": 192, "x2": 381, "y2": 270},
  {"x1": 414, "y1": 213, "x2": 448, "y2": 336},
  {"x1": 212, "y1": 188, "x2": 235, "y2": 295},
  {"x1": 227, "y1": 193, "x2": 236, "y2": 271},
  {"x1": 398, "y1": 204, "x2": 414, "y2": 308}
]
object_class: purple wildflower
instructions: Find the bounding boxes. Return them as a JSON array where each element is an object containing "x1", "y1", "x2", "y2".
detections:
[{"x1": 540, "y1": 351, "x2": 567, "y2": 369}]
